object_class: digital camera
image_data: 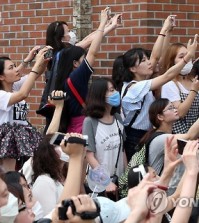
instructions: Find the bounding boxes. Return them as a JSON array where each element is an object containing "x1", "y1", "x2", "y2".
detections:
[
  {"x1": 58, "y1": 199, "x2": 101, "y2": 220},
  {"x1": 36, "y1": 47, "x2": 53, "y2": 59}
]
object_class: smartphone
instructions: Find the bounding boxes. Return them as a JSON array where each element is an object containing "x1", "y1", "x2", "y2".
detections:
[
  {"x1": 118, "y1": 15, "x2": 123, "y2": 24},
  {"x1": 177, "y1": 139, "x2": 188, "y2": 155},
  {"x1": 50, "y1": 132, "x2": 89, "y2": 146},
  {"x1": 170, "y1": 15, "x2": 176, "y2": 26},
  {"x1": 50, "y1": 132, "x2": 66, "y2": 146},
  {"x1": 107, "y1": 6, "x2": 111, "y2": 17}
]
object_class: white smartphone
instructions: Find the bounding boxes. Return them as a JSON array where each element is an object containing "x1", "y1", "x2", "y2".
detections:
[
  {"x1": 170, "y1": 15, "x2": 176, "y2": 26},
  {"x1": 50, "y1": 132, "x2": 66, "y2": 146},
  {"x1": 50, "y1": 132, "x2": 89, "y2": 146}
]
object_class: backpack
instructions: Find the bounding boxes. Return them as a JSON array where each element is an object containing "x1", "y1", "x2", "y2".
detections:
[
  {"x1": 118, "y1": 131, "x2": 165, "y2": 198},
  {"x1": 36, "y1": 51, "x2": 61, "y2": 119}
]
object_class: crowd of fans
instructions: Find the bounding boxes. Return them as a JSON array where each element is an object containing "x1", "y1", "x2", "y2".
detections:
[{"x1": 0, "y1": 6, "x2": 199, "y2": 223}]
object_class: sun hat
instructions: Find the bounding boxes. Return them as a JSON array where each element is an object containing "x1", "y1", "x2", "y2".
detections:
[{"x1": 96, "y1": 196, "x2": 131, "y2": 223}]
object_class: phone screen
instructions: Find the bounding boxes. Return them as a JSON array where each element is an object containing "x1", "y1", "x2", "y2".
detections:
[
  {"x1": 50, "y1": 133, "x2": 65, "y2": 146},
  {"x1": 177, "y1": 139, "x2": 188, "y2": 155}
]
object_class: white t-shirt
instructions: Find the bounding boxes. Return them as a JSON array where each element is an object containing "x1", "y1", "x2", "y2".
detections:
[
  {"x1": 32, "y1": 174, "x2": 63, "y2": 217},
  {"x1": 83, "y1": 115, "x2": 125, "y2": 177},
  {"x1": 161, "y1": 80, "x2": 189, "y2": 102},
  {"x1": 0, "y1": 76, "x2": 29, "y2": 125}
]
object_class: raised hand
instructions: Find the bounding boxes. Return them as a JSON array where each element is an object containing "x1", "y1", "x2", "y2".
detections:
[
  {"x1": 164, "y1": 136, "x2": 182, "y2": 172},
  {"x1": 48, "y1": 90, "x2": 65, "y2": 107},
  {"x1": 186, "y1": 34, "x2": 198, "y2": 59},
  {"x1": 60, "y1": 133, "x2": 86, "y2": 158},
  {"x1": 182, "y1": 140, "x2": 199, "y2": 175},
  {"x1": 162, "y1": 15, "x2": 177, "y2": 33},
  {"x1": 23, "y1": 45, "x2": 41, "y2": 63}
]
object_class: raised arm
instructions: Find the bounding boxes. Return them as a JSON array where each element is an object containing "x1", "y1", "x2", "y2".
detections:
[
  {"x1": 150, "y1": 34, "x2": 198, "y2": 91},
  {"x1": 76, "y1": 13, "x2": 122, "y2": 50},
  {"x1": 150, "y1": 15, "x2": 175, "y2": 70},
  {"x1": 58, "y1": 133, "x2": 86, "y2": 202},
  {"x1": 171, "y1": 140, "x2": 199, "y2": 223},
  {"x1": 85, "y1": 8, "x2": 109, "y2": 67},
  {"x1": 158, "y1": 136, "x2": 182, "y2": 186},
  {"x1": 45, "y1": 90, "x2": 64, "y2": 135},
  {"x1": 171, "y1": 76, "x2": 199, "y2": 118},
  {"x1": 172, "y1": 116, "x2": 199, "y2": 142},
  {"x1": 9, "y1": 46, "x2": 51, "y2": 106},
  {"x1": 16, "y1": 46, "x2": 41, "y2": 73}
]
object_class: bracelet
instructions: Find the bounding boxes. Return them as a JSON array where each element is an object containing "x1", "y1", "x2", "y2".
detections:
[
  {"x1": 30, "y1": 70, "x2": 39, "y2": 75},
  {"x1": 182, "y1": 57, "x2": 188, "y2": 64},
  {"x1": 97, "y1": 29, "x2": 104, "y2": 32},
  {"x1": 158, "y1": 33, "x2": 166, "y2": 37},
  {"x1": 190, "y1": 89, "x2": 198, "y2": 94}
]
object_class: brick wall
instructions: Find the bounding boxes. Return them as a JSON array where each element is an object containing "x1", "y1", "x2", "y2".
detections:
[{"x1": 0, "y1": 0, "x2": 198, "y2": 129}]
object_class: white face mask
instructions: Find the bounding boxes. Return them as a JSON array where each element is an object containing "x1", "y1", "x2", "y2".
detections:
[
  {"x1": 68, "y1": 31, "x2": 77, "y2": 45},
  {"x1": 31, "y1": 201, "x2": 44, "y2": 221},
  {"x1": 0, "y1": 193, "x2": 18, "y2": 223},
  {"x1": 180, "y1": 60, "x2": 193, "y2": 75}
]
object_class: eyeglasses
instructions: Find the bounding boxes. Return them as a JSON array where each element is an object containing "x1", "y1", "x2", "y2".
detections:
[
  {"x1": 163, "y1": 105, "x2": 177, "y2": 112},
  {"x1": 18, "y1": 202, "x2": 26, "y2": 212}
]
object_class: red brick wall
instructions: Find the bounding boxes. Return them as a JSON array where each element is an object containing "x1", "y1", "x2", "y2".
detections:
[{"x1": 0, "y1": 0, "x2": 198, "y2": 129}]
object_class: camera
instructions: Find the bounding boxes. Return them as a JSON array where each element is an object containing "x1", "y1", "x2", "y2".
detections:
[
  {"x1": 44, "y1": 48, "x2": 53, "y2": 59},
  {"x1": 36, "y1": 47, "x2": 53, "y2": 59},
  {"x1": 58, "y1": 199, "x2": 101, "y2": 220},
  {"x1": 58, "y1": 200, "x2": 76, "y2": 220},
  {"x1": 49, "y1": 92, "x2": 67, "y2": 100},
  {"x1": 50, "y1": 132, "x2": 88, "y2": 146}
]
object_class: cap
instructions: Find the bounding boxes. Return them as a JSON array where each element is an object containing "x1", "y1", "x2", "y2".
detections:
[{"x1": 96, "y1": 196, "x2": 131, "y2": 223}]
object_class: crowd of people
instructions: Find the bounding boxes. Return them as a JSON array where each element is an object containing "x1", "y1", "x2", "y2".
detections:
[{"x1": 0, "y1": 6, "x2": 199, "y2": 223}]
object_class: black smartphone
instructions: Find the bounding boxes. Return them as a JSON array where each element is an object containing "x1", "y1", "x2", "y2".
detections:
[
  {"x1": 50, "y1": 132, "x2": 66, "y2": 146},
  {"x1": 177, "y1": 139, "x2": 188, "y2": 155}
]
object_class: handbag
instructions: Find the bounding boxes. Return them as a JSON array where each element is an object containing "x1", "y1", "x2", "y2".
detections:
[
  {"x1": 36, "y1": 51, "x2": 61, "y2": 119},
  {"x1": 118, "y1": 131, "x2": 165, "y2": 198}
]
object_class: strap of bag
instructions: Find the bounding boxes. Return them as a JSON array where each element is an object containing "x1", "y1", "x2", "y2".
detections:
[
  {"x1": 127, "y1": 95, "x2": 146, "y2": 128},
  {"x1": 114, "y1": 116, "x2": 123, "y2": 175},
  {"x1": 122, "y1": 82, "x2": 146, "y2": 128},
  {"x1": 145, "y1": 131, "x2": 166, "y2": 164},
  {"x1": 67, "y1": 78, "x2": 86, "y2": 109}
]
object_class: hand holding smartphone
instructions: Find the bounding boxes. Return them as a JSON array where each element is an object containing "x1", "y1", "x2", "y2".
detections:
[{"x1": 50, "y1": 132, "x2": 88, "y2": 147}]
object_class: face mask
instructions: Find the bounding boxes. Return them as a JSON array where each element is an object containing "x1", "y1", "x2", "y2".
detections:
[
  {"x1": 55, "y1": 146, "x2": 69, "y2": 162},
  {"x1": 32, "y1": 201, "x2": 44, "y2": 221},
  {"x1": 0, "y1": 193, "x2": 18, "y2": 223},
  {"x1": 60, "y1": 151, "x2": 69, "y2": 162},
  {"x1": 68, "y1": 31, "x2": 77, "y2": 45},
  {"x1": 180, "y1": 60, "x2": 193, "y2": 75},
  {"x1": 106, "y1": 91, "x2": 120, "y2": 107}
]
